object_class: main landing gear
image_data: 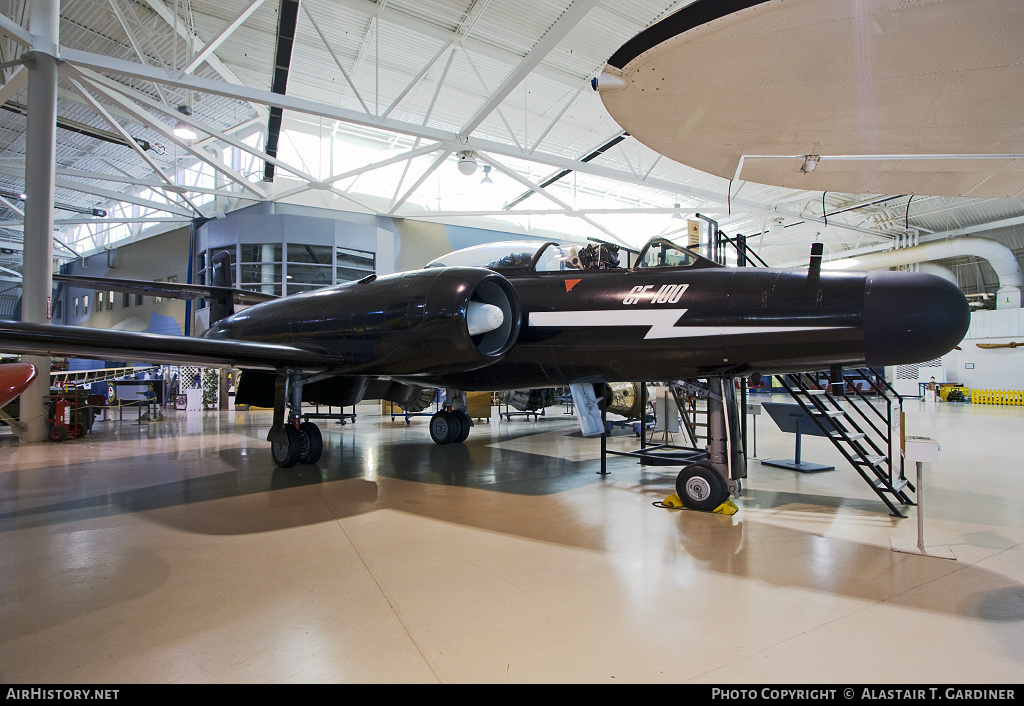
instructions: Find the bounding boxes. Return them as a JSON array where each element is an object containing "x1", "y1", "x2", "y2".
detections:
[
  {"x1": 429, "y1": 389, "x2": 473, "y2": 445},
  {"x1": 429, "y1": 409, "x2": 471, "y2": 445},
  {"x1": 268, "y1": 372, "x2": 324, "y2": 468},
  {"x1": 270, "y1": 420, "x2": 323, "y2": 468},
  {"x1": 675, "y1": 461, "x2": 730, "y2": 512},
  {"x1": 673, "y1": 377, "x2": 745, "y2": 512}
]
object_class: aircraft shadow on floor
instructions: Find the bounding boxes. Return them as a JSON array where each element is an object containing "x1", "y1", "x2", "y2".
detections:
[
  {"x1": 3, "y1": 431, "x2": 1023, "y2": 630},
  {"x1": 0, "y1": 424, "x2": 621, "y2": 533}
]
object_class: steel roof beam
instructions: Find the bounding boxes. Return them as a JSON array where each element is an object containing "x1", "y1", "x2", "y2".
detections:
[
  {"x1": 331, "y1": 0, "x2": 589, "y2": 87},
  {"x1": 140, "y1": 0, "x2": 249, "y2": 87},
  {"x1": 60, "y1": 46, "x2": 892, "y2": 242},
  {"x1": 183, "y1": 0, "x2": 268, "y2": 74},
  {"x1": 0, "y1": 12, "x2": 32, "y2": 48},
  {"x1": 78, "y1": 66, "x2": 316, "y2": 184},
  {"x1": 457, "y1": 0, "x2": 600, "y2": 141},
  {"x1": 106, "y1": 0, "x2": 173, "y2": 108},
  {"x1": 63, "y1": 69, "x2": 205, "y2": 216}
]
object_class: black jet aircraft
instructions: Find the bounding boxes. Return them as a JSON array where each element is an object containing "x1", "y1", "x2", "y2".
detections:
[{"x1": 0, "y1": 237, "x2": 969, "y2": 510}]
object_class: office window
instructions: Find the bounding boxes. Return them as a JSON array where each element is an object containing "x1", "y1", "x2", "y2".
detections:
[
  {"x1": 287, "y1": 243, "x2": 331, "y2": 265},
  {"x1": 241, "y1": 244, "x2": 280, "y2": 264},
  {"x1": 83, "y1": 295, "x2": 89, "y2": 315},
  {"x1": 108, "y1": 290, "x2": 114, "y2": 310},
  {"x1": 73, "y1": 297, "x2": 79, "y2": 316},
  {"x1": 336, "y1": 246, "x2": 375, "y2": 283},
  {"x1": 123, "y1": 292, "x2": 130, "y2": 307}
]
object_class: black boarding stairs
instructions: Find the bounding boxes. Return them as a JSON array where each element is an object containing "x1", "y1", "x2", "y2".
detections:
[{"x1": 774, "y1": 370, "x2": 914, "y2": 517}]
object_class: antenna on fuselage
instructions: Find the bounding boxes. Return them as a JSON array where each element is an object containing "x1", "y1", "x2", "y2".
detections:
[{"x1": 808, "y1": 242, "x2": 823, "y2": 278}]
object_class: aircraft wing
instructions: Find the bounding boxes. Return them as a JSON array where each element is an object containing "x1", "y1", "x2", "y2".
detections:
[
  {"x1": 52, "y1": 274, "x2": 277, "y2": 305},
  {"x1": 0, "y1": 321, "x2": 336, "y2": 373}
]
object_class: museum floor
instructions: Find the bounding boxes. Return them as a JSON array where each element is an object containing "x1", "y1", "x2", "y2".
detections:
[{"x1": 1, "y1": 395, "x2": 1021, "y2": 684}]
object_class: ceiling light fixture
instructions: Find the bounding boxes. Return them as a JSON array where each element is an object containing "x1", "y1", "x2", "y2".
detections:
[
  {"x1": 457, "y1": 151, "x2": 478, "y2": 176},
  {"x1": 671, "y1": 203, "x2": 683, "y2": 219},
  {"x1": 800, "y1": 155, "x2": 820, "y2": 173},
  {"x1": 172, "y1": 105, "x2": 198, "y2": 140},
  {"x1": 480, "y1": 164, "x2": 493, "y2": 185}
]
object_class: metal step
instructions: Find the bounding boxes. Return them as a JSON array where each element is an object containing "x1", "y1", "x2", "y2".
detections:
[
  {"x1": 777, "y1": 371, "x2": 908, "y2": 515},
  {"x1": 872, "y1": 477, "x2": 909, "y2": 493}
]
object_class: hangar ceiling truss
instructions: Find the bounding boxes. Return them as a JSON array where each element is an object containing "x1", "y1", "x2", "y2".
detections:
[{"x1": 0, "y1": 0, "x2": 1019, "y2": 292}]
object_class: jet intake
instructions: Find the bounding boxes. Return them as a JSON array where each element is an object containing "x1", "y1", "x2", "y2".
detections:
[{"x1": 204, "y1": 267, "x2": 522, "y2": 376}]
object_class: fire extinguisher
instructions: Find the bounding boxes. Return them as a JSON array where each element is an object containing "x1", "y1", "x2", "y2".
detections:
[{"x1": 49, "y1": 398, "x2": 71, "y2": 442}]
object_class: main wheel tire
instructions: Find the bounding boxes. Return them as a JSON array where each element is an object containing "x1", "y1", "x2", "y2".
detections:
[
  {"x1": 298, "y1": 421, "x2": 323, "y2": 464},
  {"x1": 451, "y1": 410, "x2": 472, "y2": 443},
  {"x1": 429, "y1": 411, "x2": 461, "y2": 445},
  {"x1": 675, "y1": 461, "x2": 730, "y2": 512},
  {"x1": 69, "y1": 423, "x2": 85, "y2": 439},
  {"x1": 271, "y1": 426, "x2": 302, "y2": 468}
]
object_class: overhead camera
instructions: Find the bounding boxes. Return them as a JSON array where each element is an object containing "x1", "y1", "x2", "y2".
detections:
[{"x1": 457, "y1": 151, "x2": 478, "y2": 176}]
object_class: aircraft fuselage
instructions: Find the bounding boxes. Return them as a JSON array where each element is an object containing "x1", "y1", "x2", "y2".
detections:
[{"x1": 206, "y1": 261, "x2": 969, "y2": 391}]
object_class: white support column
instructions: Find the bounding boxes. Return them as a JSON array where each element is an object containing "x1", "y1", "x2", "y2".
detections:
[{"x1": 20, "y1": 0, "x2": 60, "y2": 443}]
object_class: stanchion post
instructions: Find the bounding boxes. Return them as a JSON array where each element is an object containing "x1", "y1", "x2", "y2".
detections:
[{"x1": 891, "y1": 437, "x2": 955, "y2": 560}]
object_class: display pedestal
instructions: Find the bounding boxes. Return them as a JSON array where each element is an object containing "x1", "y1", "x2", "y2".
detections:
[
  {"x1": 760, "y1": 404, "x2": 834, "y2": 473},
  {"x1": 891, "y1": 437, "x2": 955, "y2": 561},
  {"x1": 185, "y1": 388, "x2": 202, "y2": 411}
]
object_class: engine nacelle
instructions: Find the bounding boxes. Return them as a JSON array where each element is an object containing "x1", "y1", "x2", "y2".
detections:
[{"x1": 205, "y1": 267, "x2": 521, "y2": 376}]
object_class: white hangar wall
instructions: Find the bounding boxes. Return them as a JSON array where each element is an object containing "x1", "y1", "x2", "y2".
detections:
[{"x1": 942, "y1": 309, "x2": 1024, "y2": 391}]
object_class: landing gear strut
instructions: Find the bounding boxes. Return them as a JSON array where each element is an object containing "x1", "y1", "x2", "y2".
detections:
[
  {"x1": 674, "y1": 377, "x2": 744, "y2": 511},
  {"x1": 268, "y1": 371, "x2": 324, "y2": 467}
]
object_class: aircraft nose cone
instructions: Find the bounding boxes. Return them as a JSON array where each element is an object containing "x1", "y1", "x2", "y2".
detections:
[
  {"x1": 0, "y1": 362, "x2": 37, "y2": 407},
  {"x1": 863, "y1": 271, "x2": 970, "y2": 366},
  {"x1": 466, "y1": 301, "x2": 505, "y2": 336}
]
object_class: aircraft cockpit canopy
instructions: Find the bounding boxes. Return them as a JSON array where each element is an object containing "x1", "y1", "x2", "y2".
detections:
[
  {"x1": 427, "y1": 241, "x2": 582, "y2": 273},
  {"x1": 636, "y1": 237, "x2": 719, "y2": 269},
  {"x1": 427, "y1": 236, "x2": 718, "y2": 273}
]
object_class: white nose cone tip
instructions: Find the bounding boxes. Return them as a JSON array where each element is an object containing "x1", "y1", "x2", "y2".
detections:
[{"x1": 466, "y1": 302, "x2": 504, "y2": 336}]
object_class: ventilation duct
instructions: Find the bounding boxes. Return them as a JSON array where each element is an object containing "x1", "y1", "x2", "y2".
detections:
[
  {"x1": 915, "y1": 263, "x2": 957, "y2": 285},
  {"x1": 823, "y1": 237, "x2": 1022, "y2": 308}
]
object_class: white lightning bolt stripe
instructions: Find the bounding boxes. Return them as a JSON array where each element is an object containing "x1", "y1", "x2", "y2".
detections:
[{"x1": 529, "y1": 310, "x2": 855, "y2": 340}]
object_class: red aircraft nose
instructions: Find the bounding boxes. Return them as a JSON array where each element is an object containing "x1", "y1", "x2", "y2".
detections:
[{"x1": 0, "y1": 362, "x2": 37, "y2": 407}]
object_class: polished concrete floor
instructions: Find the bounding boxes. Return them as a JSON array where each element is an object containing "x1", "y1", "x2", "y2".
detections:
[{"x1": 1, "y1": 395, "x2": 1022, "y2": 683}]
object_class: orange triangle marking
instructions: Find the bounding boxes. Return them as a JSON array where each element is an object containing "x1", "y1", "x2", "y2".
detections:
[{"x1": 565, "y1": 279, "x2": 581, "y2": 292}]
